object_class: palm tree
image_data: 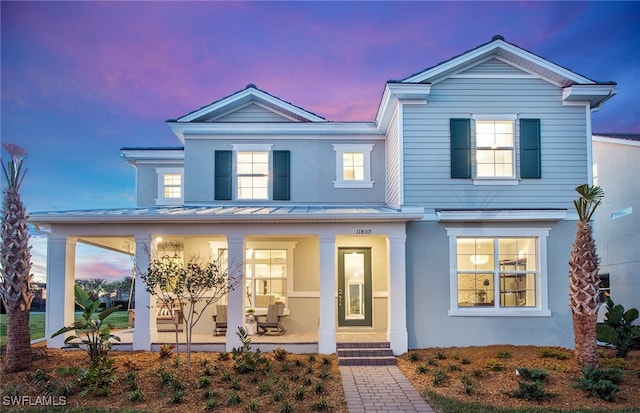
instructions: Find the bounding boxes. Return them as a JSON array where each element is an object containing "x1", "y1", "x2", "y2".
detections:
[
  {"x1": 569, "y1": 183, "x2": 604, "y2": 368},
  {"x1": 1, "y1": 143, "x2": 33, "y2": 372}
]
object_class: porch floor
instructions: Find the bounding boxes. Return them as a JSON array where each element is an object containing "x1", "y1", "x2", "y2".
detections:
[{"x1": 110, "y1": 328, "x2": 388, "y2": 353}]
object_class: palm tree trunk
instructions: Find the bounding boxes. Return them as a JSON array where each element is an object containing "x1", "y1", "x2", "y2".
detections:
[
  {"x1": 4, "y1": 308, "x2": 31, "y2": 372},
  {"x1": 572, "y1": 312, "x2": 599, "y2": 368}
]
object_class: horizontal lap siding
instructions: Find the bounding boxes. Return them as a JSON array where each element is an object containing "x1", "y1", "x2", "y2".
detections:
[
  {"x1": 385, "y1": 107, "x2": 401, "y2": 207},
  {"x1": 403, "y1": 77, "x2": 588, "y2": 209}
]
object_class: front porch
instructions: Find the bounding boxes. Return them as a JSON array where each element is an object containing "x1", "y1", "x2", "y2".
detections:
[{"x1": 110, "y1": 328, "x2": 388, "y2": 354}]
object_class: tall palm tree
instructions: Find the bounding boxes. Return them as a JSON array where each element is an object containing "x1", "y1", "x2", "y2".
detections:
[
  {"x1": 1, "y1": 143, "x2": 33, "y2": 372},
  {"x1": 569, "y1": 183, "x2": 604, "y2": 368}
]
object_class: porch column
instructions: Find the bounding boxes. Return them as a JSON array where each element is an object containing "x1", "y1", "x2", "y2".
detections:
[
  {"x1": 318, "y1": 236, "x2": 336, "y2": 354},
  {"x1": 133, "y1": 234, "x2": 157, "y2": 350},
  {"x1": 46, "y1": 234, "x2": 76, "y2": 348},
  {"x1": 387, "y1": 234, "x2": 408, "y2": 355},
  {"x1": 225, "y1": 236, "x2": 244, "y2": 352}
]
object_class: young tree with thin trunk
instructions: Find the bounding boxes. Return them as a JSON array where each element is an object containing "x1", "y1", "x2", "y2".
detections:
[
  {"x1": 141, "y1": 254, "x2": 239, "y2": 371},
  {"x1": 569, "y1": 183, "x2": 604, "y2": 368},
  {"x1": 1, "y1": 143, "x2": 34, "y2": 372}
]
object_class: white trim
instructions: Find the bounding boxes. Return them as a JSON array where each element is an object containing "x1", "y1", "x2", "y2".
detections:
[
  {"x1": 473, "y1": 179, "x2": 519, "y2": 186},
  {"x1": 437, "y1": 209, "x2": 566, "y2": 222},
  {"x1": 473, "y1": 117, "x2": 517, "y2": 179},
  {"x1": 232, "y1": 144, "x2": 273, "y2": 152},
  {"x1": 332, "y1": 144, "x2": 375, "y2": 189},
  {"x1": 398, "y1": 103, "x2": 405, "y2": 206},
  {"x1": 445, "y1": 227, "x2": 551, "y2": 317},
  {"x1": 154, "y1": 167, "x2": 184, "y2": 206},
  {"x1": 472, "y1": 114, "x2": 518, "y2": 121},
  {"x1": 593, "y1": 135, "x2": 640, "y2": 147},
  {"x1": 585, "y1": 105, "x2": 594, "y2": 184},
  {"x1": 245, "y1": 241, "x2": 297, "y2": 309}
]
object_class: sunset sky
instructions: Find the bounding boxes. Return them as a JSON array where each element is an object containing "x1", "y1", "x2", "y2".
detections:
[{"x1": 2, "y1": 1, "x2": 639, "y2": 282}]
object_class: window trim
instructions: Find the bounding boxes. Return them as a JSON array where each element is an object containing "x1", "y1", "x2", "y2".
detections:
[
  {"x1": 332, "y1": 144, "x2": 375, "y2": 188},
  {"x1": 232, "y1": 144, "x2": 273, "y2": 200},
  {"x1": 472, "y1": 114, "x2": 517, "y2": 184},
  {"x1": 155, "y1": 167, "x2": 184, "y2": 205},
  {"x1": 446, "y1": 227, "x2": 551, "y2": 317},
  {"x1": 244, "y1": 241, "x2": 297, "y2": 309}
]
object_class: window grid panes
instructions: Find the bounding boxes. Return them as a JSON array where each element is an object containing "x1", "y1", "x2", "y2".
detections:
[
  {"x1": 163, "y1": 173, "x2": 182, "y2": 199},
  {"x1": 476, "y1": 120, "x2": 514, "y2": 178},
  {"x1": 237, "y1": 152, "x2": 268, "y2": 199},
  {"x1": 457, "y1": 237, "x2": 537, "y2": 308},
  {"x1": 245, "y1": 249, "x2": 287, "y2": 309},
  {"x1": 342, "y1": 152, "x2": 364, "y2": 181}
]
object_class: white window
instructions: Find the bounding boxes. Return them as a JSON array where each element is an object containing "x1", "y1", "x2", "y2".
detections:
[
  {"x1": 233, "y1": 144, "x2": 272, "y2": 200},
  {"x1": 333, "y1": 144, "x2": 374, "y2": 188},
  {"x1": 446, "y1": 227, "x2": 550, "y2": 317},
  {"x1": 155, "y1": 167, "x2": 183, "y2": 205},
  {"x1": 244, "y1": 242, "x2": 296, "y2": 310}
]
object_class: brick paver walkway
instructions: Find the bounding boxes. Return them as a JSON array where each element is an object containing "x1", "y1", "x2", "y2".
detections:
[{"x1": 340, "y1": 365, "x2": 436, "y2": 412}]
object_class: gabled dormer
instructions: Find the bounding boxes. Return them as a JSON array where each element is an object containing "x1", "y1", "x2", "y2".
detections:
[{"x1": 167, "y1": 84, "x2": 327, "y2": 142}]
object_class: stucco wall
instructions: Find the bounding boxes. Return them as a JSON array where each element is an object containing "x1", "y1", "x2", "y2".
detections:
[{"x1": 406, "y1": 220, "x2": 575, "y2": 349}]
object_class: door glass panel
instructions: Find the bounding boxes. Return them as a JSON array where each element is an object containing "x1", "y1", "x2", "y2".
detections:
[{"x1": 344, "y1": 252, "x2": 365, "y2": 320}]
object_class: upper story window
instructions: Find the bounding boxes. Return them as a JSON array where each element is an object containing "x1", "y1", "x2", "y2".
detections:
[
  {"x1": 237, "y1": 151, "x2": 269, "y2": 199},
  {"x1": 446, "y1": 227, "x2": 550, "y2": 317},
  {"x1": 450, "y1": 117, "x2": 541, "y2": 183},
  {"x1": 155, "y1": 167, "x2": 183, "y2": 205},
  {"x1": 215, "y1": 145, "x2": 290, "y2": 201},
  {"x1": 475, "y1": 119, "x2": 514, "y2": 178},
  {"x1": 333, "y1": 144, "x2": 374, "y2": 188}
]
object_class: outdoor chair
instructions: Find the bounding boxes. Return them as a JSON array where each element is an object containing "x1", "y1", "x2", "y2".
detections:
[
  {"x1": 256, "y1": 303, "x2": 286, "y2": 335},
  {"x1": 212, "y1": 305, "x2": 227, "y2": 336}
]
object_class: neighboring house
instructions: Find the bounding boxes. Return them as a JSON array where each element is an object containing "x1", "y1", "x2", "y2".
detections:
[
  {"x1": 592, "y1": 134, "x2": 640, "y2": 319},
  {"x1": 30, "y1": 36, "x2": 617, "y2": 354}
]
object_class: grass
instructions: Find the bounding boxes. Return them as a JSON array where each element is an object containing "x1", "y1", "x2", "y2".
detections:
[
  {"x1": 0, "y1": 310, "x2": 130, "y2": 346},
  {"x1": 424, "y1": 390, "x2": 640, "y2": 413}
]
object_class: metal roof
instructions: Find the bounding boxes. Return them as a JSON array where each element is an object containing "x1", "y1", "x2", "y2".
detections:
[{"x1": 29, "y1": 205, "x2": 424, "y2": 225}]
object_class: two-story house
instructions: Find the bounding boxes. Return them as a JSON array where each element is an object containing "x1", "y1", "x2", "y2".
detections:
[{"x1": 31, "y1": 36, "x2": 616, "y2": 355}]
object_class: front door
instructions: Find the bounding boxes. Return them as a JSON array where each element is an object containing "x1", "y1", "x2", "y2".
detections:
[{"x1": 338, "y1": 248, "x2": 372, "y2": 327}]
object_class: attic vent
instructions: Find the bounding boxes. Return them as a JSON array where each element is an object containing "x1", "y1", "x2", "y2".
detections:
[{"x1": 492, "y1": 35, "x2": 505, "y2": 41}]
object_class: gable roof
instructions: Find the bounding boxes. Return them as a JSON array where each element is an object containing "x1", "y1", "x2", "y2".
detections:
[
  {"x1": 171, "y1": 84, "x2": 326, "y2": 123},
  {"x1": 401, "y1": 35, "x2": 615, "y2": 88}
]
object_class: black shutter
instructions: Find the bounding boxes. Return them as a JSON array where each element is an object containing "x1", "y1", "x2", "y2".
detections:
[
  {"x1": 520, "y1": 119, "x2": 541, "y2": 179},
  {"x1": 450, "y1": 119, "x2": 471, "y2": 179},
  {"x1": 272, "y1": 150, "x2": 290, "y2": 201},
  {"x1": 214, "y1": 150, "x2": 232, "y2": 200}
]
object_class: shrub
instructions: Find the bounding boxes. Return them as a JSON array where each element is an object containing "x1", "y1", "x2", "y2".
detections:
[
  {"x1": 313, "y1": 397, "x2": 331, "y2": 411},
  {"x1": 511, "y1": 381, "x2": 554, "y2": 401},
  {"x1": 127, "y1": 388, "x2": 145, "y2": 402},
  {"x1": 416, "y1": 364, "x2": 429, "y2": 374},
  {"x1": 198, "y1": 376, "x2": 211, "y2": 389},
  {"x1": 232, "y1": 327, "x2": 267, "y2": 374},
  {"x1": 294, "y1": 386, "x2": 305, "y2": 400},
  {"x1": 461, "y1": 358, "x2": 471, "y2": 365},
  {"x1": 227, "y1": 392, "x2": 241, "y2": 406},
  {"x1": 159, "y1": 344, "x2": 174, "y2": 359},
  {"x1": 248, "y1": 399, "x2": 260, "y2": 412},
  {"x1": 574, "y1": 365, "x2": 623, "y2": 401},
  {"x1": 516, "y1": 367, "x2": 549, "y2": 382},
  {"x1": 602, "y1": 357, "x2": 627, "y2": 369},
  {"x1": 600, "y1": 298, "x2": 640, "y2": 358},
  {"x1": 486, "y1": 359, "x2": 505, "y2": 371},
  {"x1": 273, "y1": 347, "x2": 288, "y2": 361},
  {"x1": 81, "y1": 356, "x2": 117, "y2": 397},
  {"x1": 280, "y1": 401, "x2": 293, "y2": 413},
  {"x1": 433, "y1": 369, "x2": 448, "y2": 386},
  {"x1": 539, "y1": 347, "x2": 570, "y2": 360},
  {"x1": 218, "y1": 351, "x2": 230, "y2": 360},
  {"x1": 314, "y1": 381, "x2": 325, "y2": 394},
  {"x1": 51, "y1": 285, "x2": 121, "y2": 364},
  {"x1": 460, "y1": 374, "x2": 473, "y2": 395},
  {"x1": 436, "y1": 351, "x2": 447, "y2": 360},
  {"x1": 407, "y1": 352, "x2": 421, "y2": 362},
  {"x1": 496, "y1": 351, "x2": 512, "y2": 359},
  {"x1": 204, "y1": 397, "x2": 217, "y2": 410}
]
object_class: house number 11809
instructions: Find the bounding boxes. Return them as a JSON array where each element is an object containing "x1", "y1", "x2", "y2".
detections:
[{"x1": 355, "y1": 229, "x2": 372, "y2": 234}]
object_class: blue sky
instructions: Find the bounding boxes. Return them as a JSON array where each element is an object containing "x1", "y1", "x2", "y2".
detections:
[{"x1": 2, "y1": 1, "x2": 639, "y2": 282}]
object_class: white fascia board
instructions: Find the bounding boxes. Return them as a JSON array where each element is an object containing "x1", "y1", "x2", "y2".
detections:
[
  {"x1": 404, "y1": 40, "x2": 593, "y2": 85},
  {"x1": 562, "y1": 84, "x2": 618, "y2": 109},
  {"x1": 167, "y1": 121, "x2": 382, "y2": 138},
  {"x1": 375, "y1": 83, "x2": 431, "y2": 132},
  {"x1": 178, "y1": 88, "x2": 325, "y2": 123},
  {"x1": 436, "y1": 209, "x2": 567, "y2": 222},
  {"x1": 593, "y1": 135, "x2": 640, "y2": 147},
  {"x1": 120, "y1": 149, "x2": 184, "y2": 165}
]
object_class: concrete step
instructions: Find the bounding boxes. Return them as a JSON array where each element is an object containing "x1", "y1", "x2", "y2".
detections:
[{"x1": 336, "y1": 342, "x2": 396, "y2": 366}]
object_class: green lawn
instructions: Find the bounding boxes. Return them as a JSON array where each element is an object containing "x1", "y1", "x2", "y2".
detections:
[{"x1": 0, "y1": 311, "x2": 130, "y2": 346}]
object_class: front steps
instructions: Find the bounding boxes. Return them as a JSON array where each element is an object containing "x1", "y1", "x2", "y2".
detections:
[{"x1": 337, "y1": 342, "x2": 396, "y2": 366}]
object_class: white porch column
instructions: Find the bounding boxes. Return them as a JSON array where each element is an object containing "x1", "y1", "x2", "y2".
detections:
[
  {"x1": 318, "y1": 236, "x2": 336, "y2": 354},
  {"x1": 225, "y1": 236, "x2": 244, "y2": 352},
  {"x1": 46, "y1": 235, "x2": 76, "y2": 348},
  {"x1": 133, "y1": 234, "x2": 157, "y2": 350},
  {"x1": 387, "y1": 234, "x2": 408, "y2": 355}
]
